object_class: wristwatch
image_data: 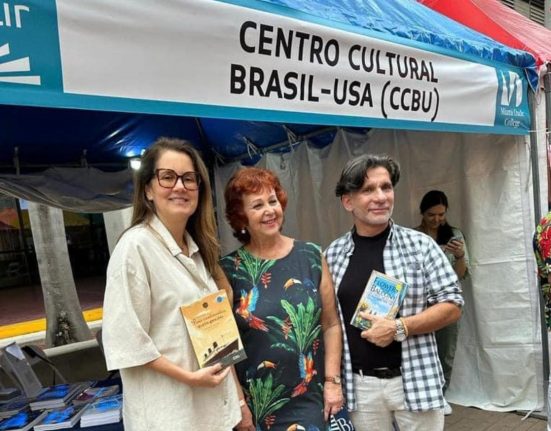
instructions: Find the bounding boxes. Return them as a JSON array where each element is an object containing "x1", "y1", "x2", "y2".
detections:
[
  {"x1": 394, "y1": 319, "x2": 407, "y2": 342},
  {"x1": 325, "y1": 375, "x2": 342, "y2": 385}
]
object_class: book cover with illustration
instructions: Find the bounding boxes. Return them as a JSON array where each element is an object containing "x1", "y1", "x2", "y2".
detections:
[
  {"x1": 80, "y1": 394, "x2": 122, "y2": 428},
  {"x1": 72, "y1": 385, "x2": 119, "y2": 406},
  {"x1": 29, "y1": 382, "x2": 91, "y2": 411},
  {"x1": 350, "y1": 270, "x2": 408, "y2": 330},
  {"x1": 180, "y1": 290, "x2": 246, "y2": 368},
  {"x1": 33, "y1": 404, "x2": 88, "y2": 431}
]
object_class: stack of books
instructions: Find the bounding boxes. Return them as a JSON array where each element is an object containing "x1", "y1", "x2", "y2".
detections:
[
  {"x1": 72, "y1": 385, "x2": 119, "y2": 406},
  {"x1": 33, "y1": 404, "x2": 88, "y2": 431},
  {"x1": 79, "y1": 394, "x2": 122, "y2": 428},
  {"x1": 0, "y1": 389, "x2": 20, "y2": 404},
  {"x1": 0, "y1": 408, "x2": 47, "y2": 431},
  {"x1": 0, "y1": 380, "x2": 123, "y2": 430},
  {"x1": 0, "y1": 397, "x2": 28, "y2": 420},
  {"x1": 29, "y1": 383, "x2": 91, "y2": 411}
]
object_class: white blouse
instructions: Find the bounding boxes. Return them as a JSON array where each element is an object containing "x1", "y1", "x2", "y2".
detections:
[{"x1": 102, "y1": 215, "x2": 240, "y2": 431}]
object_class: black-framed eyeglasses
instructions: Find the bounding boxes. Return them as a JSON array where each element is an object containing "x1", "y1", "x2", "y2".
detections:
[{"x1": 154, "y1": 169, "x2": 201, "y2": 190}]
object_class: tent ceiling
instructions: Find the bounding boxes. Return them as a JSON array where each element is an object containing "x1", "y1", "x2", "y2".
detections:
[
  {"x1": 0, "y1": 104, "x2": 338, "y2": 173},
  {"x1": 0, "y1": 0, "x2": 540, "y2": 211}
]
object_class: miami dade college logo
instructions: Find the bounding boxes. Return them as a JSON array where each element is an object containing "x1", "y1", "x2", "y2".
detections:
[{"x1": 499, "y1": 70, "x2": 522, "y2": 108}]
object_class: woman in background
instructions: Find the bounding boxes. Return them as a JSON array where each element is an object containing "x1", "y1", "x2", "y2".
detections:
[
  {"x1": 220, "y1": 167, "x2": 343, "y2": 431},
  {"x1": 102, "y1": 138, "x2": 244, "y2": 430},
  {"x1": 416, "y1": 190, "x2": 470, "y2": 415}
]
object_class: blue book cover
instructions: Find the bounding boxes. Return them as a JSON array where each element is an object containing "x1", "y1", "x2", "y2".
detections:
[
  {"x1": 30, "y1": 382, "x2": 91, "y2": 411},
  {"x1": 0, "y1": 409, "x2": 46, "y2": 431},
  {"x1": 72, "y1": 385, "x2": 119, "y2": 405},
  {"x1": 350, "y1": 270, "x2": 408, "y2": 330},
  {"x1": 34, "y1": 404, "x2": 88, "y2": 430},
  {"x1": 33, "y1": 384, "x2": 71, "y2": 402},
  {"x1": 328, "y1": 409, "x2": 355, "y2": 431},
  {"x1": 83, "y1": 394, "x2": 122, "y2": 416},
  {"x1": 0, "y1": 397, "x2": 28, "y2": 419}
]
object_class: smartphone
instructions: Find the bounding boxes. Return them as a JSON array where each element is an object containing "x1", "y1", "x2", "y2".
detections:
[{"x1": 448, "y1": 236, "x2": 462, "y2": 244}]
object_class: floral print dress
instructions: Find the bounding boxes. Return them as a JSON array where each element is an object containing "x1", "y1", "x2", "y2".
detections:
[
  {"x1": 220, "y1": 241, "x2": 326, "y2": 431},
  {"x1": 534, "y1": 212, "x2": 551, "y2": 329}
]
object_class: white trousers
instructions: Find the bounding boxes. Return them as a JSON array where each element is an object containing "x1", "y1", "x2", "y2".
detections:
[{"x1": 350, "y1": 373, "x2": 444, "y2": 431}]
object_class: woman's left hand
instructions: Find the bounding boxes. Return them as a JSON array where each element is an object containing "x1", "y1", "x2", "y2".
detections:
[
  {"x1": 323, "y1": 382, "x2": 344, "y2": 421},
  {"x1": 444, "y1": 239, "x2": 464, "y2": 259},
  {"x1": 235, "y1": 403, "x2": 255, "y2": 431}
]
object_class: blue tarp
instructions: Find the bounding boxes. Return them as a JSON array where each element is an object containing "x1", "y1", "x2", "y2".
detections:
[
  {"x1": 260, "y1": 0, "x2": 537, "y2": 86},
  {"x1": 0, "y1": 0, "x2": 538, "y2": 186}
]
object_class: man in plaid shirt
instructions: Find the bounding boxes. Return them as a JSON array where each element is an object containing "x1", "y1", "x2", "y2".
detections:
[{"x1": 325, "y1": 154, "x2": 463, "y2": 431}]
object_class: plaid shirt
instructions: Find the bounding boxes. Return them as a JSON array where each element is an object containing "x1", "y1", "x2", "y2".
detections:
[{"x1": 325, "y1": 222, "x2": 463, "y2": 411}]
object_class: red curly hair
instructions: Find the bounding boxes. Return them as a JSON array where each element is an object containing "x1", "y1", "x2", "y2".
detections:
[{"x1": 224, "y1": 167, "x2": 288, "y2": 244}]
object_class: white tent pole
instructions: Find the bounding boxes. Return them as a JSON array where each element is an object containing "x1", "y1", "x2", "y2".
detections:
[
  {"x1": 530, "y1": 90, "x2": 542, "y2": 224},
  {"x1": 530, "y1": 86, "x2": 550, "y2": 413}
]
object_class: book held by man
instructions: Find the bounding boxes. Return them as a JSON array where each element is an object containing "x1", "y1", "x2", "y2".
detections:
[
  {"x1": 350, "y1": 270, "x2": 408, "y2": 330},
  {"x1": 180, "y1": 290, "x2": 246, "y2": 368}
]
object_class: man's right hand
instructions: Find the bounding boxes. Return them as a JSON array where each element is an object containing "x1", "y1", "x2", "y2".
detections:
[{"x1": 360, "y1": 312, "x2": 396, "y2": 347}]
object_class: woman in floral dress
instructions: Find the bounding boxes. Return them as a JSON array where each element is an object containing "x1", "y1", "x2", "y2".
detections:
[{"x1": 220, "y1": 167, "x2": 343, "y2": 431}]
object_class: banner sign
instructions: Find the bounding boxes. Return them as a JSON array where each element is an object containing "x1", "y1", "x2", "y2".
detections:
[{"x1": 0, "y1": 0, "x2": 530, "y2": 134}]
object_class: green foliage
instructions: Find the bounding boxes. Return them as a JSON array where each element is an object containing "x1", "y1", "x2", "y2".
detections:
[
  {"x1": 280, "y1": 297, "x2": 321, "y2": 353},
  {"x1": 237, "y1": 248, "x2": 276, "y2": 285},
  {"x1": 303, "y1": 242, "x2": 322, "y2": 272},
  {"x1": 248, "y1": 373, "x2": 290, "y2": 424}
]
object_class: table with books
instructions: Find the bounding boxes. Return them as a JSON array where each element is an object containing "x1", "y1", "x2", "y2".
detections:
[{"x1": 0, "y1": 379, "x2": 124, "y2": 431}]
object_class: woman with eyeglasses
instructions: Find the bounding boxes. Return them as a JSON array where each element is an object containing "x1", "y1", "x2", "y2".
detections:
[{"x1": 102, "y1": 138, "x2": 247, "y2": 430}]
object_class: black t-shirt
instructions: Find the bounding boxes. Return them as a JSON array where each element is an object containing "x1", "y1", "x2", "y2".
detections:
[{"x1": 337, "y1": 226, "x2": 401, "y2": 371}]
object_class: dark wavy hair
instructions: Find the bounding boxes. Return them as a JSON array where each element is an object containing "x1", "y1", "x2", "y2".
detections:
[
  {"x1": 224, "y1": 167, "x2": 288, "y2": 244},
  {"x1": 129, "y1": 137, "x2": 220, "y2": 275},
  {"x1": 419, "y1": 190, "x2": 454, "y2": 245},
  {"x1": 335, "y1": 154, "x2": 400, "y2": 197}
]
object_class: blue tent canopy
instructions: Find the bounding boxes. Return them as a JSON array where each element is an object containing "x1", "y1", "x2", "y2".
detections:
[
  {"x1": 0, "y1": 0, "x2": 538, "y2": 210},
  {"x1": 261, "y1": 0, "x2": 537, "y2": 85}
]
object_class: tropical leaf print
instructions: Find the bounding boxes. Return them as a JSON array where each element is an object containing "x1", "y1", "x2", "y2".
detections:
[
  {"x1": 279, "y1": 298, "x2": 321, "y2": 353},
  {"x1": 237, "y1": 248, "x2": 277, "y2": 286},
  {"x1": 248, "y1": 373, "x2": 290, "y2": 427},
  {"x1": 266, "y1": 315, "x2": 296, "y2": 346},
  {"x1": 304, "y1": 242, "x2": 322, "y2": 272}
]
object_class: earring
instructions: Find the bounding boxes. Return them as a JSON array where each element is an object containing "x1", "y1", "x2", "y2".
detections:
[{"x1": 240, "y1": 228, "x2": 247, "y2": 235}]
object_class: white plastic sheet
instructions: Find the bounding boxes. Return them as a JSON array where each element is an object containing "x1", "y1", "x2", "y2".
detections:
[{"x1": 215, "y1": 122, "x2": 547, "y2": 411}]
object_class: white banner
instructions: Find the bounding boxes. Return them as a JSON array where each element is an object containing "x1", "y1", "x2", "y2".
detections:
[
  {"x1": 56, "y1": 0, "x2": 499, "y2": 126},
  {"x1": 0, "y1": 0, "x2": 530, "y2": 133}
]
